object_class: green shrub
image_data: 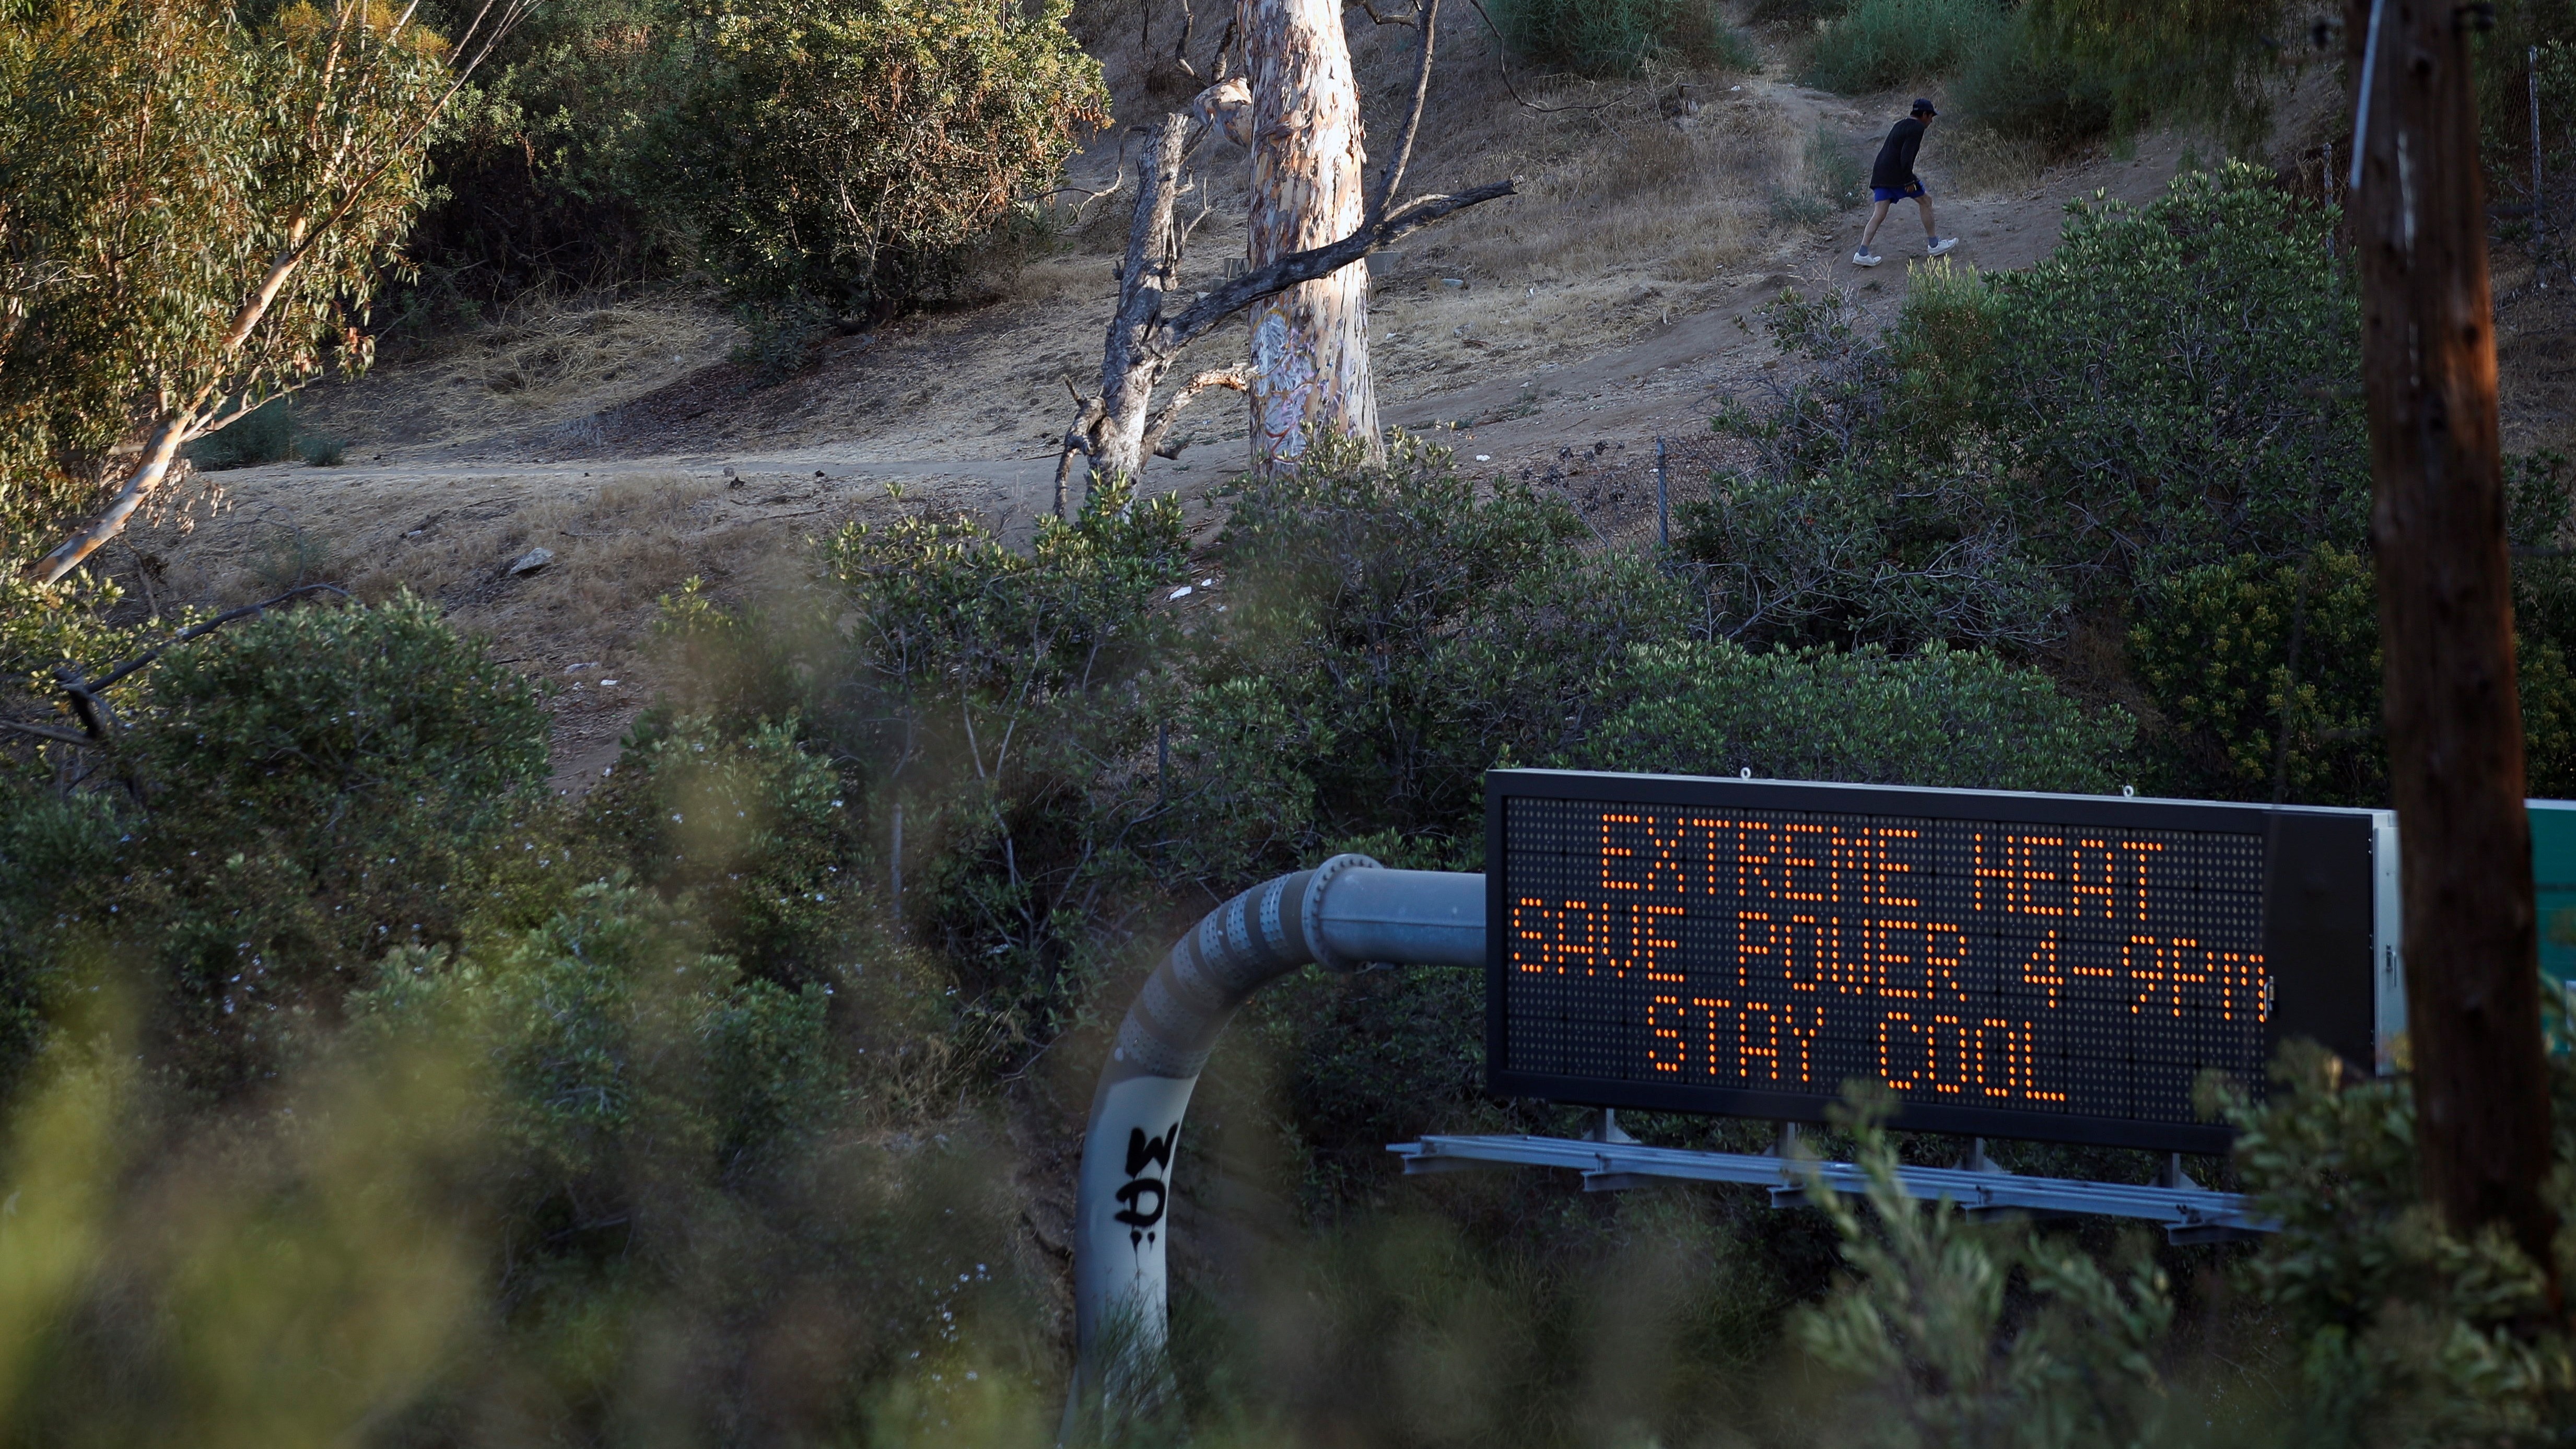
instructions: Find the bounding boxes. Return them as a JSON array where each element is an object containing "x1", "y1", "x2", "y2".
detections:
[
  {"x1": 2132, "y1": 546, "x2": 2576, "y2": 804},
  {"x1": 1583, "y1": 638, "x2": 2131, "y2": 792},
  {"x1": 2021, "y1": 0, "x2": 2340, "y2": 149},
  {"x1": 1986, "y1": 163, "x2": 2367, "y2": 594},
  {"x1": 1749, "y1": 0, "x2": 1846, "y2": 22},
  {"x1": 2509, "y1": 451, "x2": 2576, "y2": 652},
  {"x1": 2219, "y1": 1042, "x2": 2576, "y2": 1446},
  {"x1": 1705, "y1": 165, "x2": 2368, "y2": 642},
  {"x1": 401, "y1": 0, "x2": 693, "y2": 303},
  {"x1": 1686, "y1": 277, "x2": 2066, "y2": 651},
  {"x1": 2131, "y1": 547, "x2": 2386, "y2": 805},
  {"x1": 1793, "y1": 1103, "x2": 2175, "y2": 1447},
  {"x1": 0, "y1": 789, "x2": 120, "y2": 1081},
  {"x1": 298, "y1": 433, "x2": 347, "y2": 466},
  {"x1": 355, "y1": 881, "x2": 845, "y2": 1181},
  {"x1": 1802, "y1": 0, "x2": 2006, "y2": 94},
  {"x1": 183, "y1": 396, "x2": 297, "y2": 470},
  {"x1": 579, "y1": 712, "x2": 863, "y2": 979},
  {"x1": 1948, "y1": 5, "x2": 2115, "y2": 150},
  {"x1": 652, "y1": 0, "x2": 1106, "y2": 312},
  {"x1": 1212, "y1": 432, "x2": 1688, "y2": 837},
  {"x1": 813, "y1": 480, "x2": 1194, "y2": 1038},
  {"x1": 727, "y1": 298, "x2": 827, "y2": 386},
  {"x1": 1484, "y1": 0, "x2": 1749, "y2": 75},
  {"x1": 113, "y1": 594, "x2": 551, "y2": 1073}
]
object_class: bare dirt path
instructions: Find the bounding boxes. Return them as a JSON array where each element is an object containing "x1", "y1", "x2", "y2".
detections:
[{"x1": 127, "y1": 69, "x2": 2209, "y2": 789}]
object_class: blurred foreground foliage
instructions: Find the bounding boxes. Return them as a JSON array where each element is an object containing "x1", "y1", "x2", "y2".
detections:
[
  {"x1": 0, "y1": 434, "x2": 2139, "y2": 1444},
  {"x1": 8, "y1": 159, "x2": 2576, "y2": 1449}
]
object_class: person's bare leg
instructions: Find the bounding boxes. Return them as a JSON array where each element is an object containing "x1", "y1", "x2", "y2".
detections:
[
  {"x1": 1859, "y1": 199, "x2": 1892, "y2": 250},
  {"x1": 1915, "y1": 194, "x2": 1938, "y2": 242}
]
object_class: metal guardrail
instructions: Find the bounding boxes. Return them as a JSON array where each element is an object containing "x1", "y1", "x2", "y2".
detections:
[{"x1": 1389, "y1": 1133, "x2": 2280, "y2": 1244}]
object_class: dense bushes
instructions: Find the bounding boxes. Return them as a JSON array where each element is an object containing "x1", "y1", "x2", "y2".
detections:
[
  {"x1": 0, "y1": 425, "x2": 2153, "y2": 1443},
  {"x1": 657, "y1": 0, "x2": 1105, "y2": 313},
  {"x1": 1683, "y1": 162, "x2": 2545, "y2": 804},
  {"x1": 1584, "y1": 640, "x2": 2129, "y2": 791},
  {"x1": 397, "y1": 0, "x2": 1104, "y2": 317},
  {"x1": 1484, "y1": 0, "x2": 1751, "y2": 75},
  {"x1": 1, "y1": 595, "x2": 551, "y2": 1082},
  {"x1": 1801, "y1": 0, "x2": 2005, "y2": 96},
  {"x1": 1988, "y1": 168, "x2": 2365, "y2": 590},
  {"x1": 15, "y1": 151, "x2": 2576, "y2": 1445}
]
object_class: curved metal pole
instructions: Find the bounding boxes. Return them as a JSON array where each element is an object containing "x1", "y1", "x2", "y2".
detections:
[{"x1": 1065, "y1": 856, "x2": 1484, "y2": 1429}]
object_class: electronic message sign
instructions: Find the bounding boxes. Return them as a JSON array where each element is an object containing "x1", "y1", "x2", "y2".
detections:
[{"x1": 1486, "y1": 771, "x2": 2400, "y2": 1153}]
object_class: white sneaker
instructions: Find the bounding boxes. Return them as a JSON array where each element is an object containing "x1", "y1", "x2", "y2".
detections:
[
  {"x1": 1925, "y1": 236, "x2": 1959, "y2": 258},
  {"x1": 1852, "y1": 250, "x2": 1883, "y2": 267}
]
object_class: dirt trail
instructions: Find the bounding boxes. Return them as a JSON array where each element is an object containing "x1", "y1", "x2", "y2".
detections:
[
  {"x1": 124, "y1": 62, "x2": 2208, "y2": 786},
  {"x1": 202, "y1": 111, "x2": 2196, "y2": 539}
]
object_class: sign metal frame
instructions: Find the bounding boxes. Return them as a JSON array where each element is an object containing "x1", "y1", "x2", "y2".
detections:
[{"x1": 1484, "y1": 769, "x2": 2398, "y2": 1155}]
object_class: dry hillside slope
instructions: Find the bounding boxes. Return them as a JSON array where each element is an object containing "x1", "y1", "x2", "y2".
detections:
[{"x1": 114, "y1": 13, "x2": 2576, "y2": 787}]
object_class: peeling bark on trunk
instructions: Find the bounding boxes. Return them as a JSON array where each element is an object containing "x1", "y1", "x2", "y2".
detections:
[
  {"x1": 1240, "y1": 0, "x2": 1377, "y2": 471},
  {"x1": 1055, "y1": 71, "x2": 1514, "y2": 512},
  {"x1": 1058, "y1": 114, "x2": 1198, "y2": 513},
  {"x1": 31, "y1": 410, "x2": 198, "y2": 584}
]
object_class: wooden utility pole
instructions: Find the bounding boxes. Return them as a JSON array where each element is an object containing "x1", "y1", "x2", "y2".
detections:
[
  {"x1": 1240, "y1": 0, "x2": 1379, "y2": 470},
  {"x1": 2348, "y1": 0, "x2": 2558, "y2": 1275}
]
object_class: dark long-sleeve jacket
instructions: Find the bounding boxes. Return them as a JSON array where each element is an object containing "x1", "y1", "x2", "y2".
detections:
[{"x1": 1870, "y1": 116, "x2": 1926, "y2": 191}]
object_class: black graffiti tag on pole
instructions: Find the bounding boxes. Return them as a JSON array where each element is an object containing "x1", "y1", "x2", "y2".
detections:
[{"x1": 1116, "y1": 1123, "x2": 1179, "y2": 1248}]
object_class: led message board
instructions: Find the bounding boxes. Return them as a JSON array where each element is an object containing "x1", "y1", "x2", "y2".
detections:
[{"x1": 1486, "y1": 771, "x2": 2399, "y2": 1153}]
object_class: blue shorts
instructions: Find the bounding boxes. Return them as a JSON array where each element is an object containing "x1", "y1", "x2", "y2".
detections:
[{"x1": 1872, "y1": 183, "x2": 1927, "y2": 202}]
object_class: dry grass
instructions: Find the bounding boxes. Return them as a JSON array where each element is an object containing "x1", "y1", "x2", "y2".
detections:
[
  {"x1": 293, "y1": 295, "x2": 743, "y2": 452},
  {"x1": 1942, "y1": 126, "x2": 2053, "y2": 196},
  {"x1": 126, "y1": 464, "x2": 865, "y2": 785},
  {"x1": 345, "y1": 471, "x2": 727, "y2": 632},
  {"x1": 1460, "y1": 107, "x2": 1787, "y2": 284}
]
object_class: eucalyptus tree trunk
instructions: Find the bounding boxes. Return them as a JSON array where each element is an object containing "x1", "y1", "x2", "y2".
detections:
[{"x1": 1239, "y1": 0, "x2": 1379, "y2": 470}]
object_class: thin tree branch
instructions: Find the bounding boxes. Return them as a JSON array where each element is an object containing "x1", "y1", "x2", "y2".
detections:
[
  {"x1": 77, "y1": 582, "x2": 354, "y2": 706},
  {"x1": 1459, "y1": 0, "x2": 1631, "y2": 113},
  {"x1": 1143, "y1": 368, "x2": 1249, "y2": 457},
  {"x1": 1372, "y1": 0, "x2": 1441, "y2": 222},
  {"x1": 0, "y1": 719, "x2": 99, "y2": 747},
  {"x1": 1157, "y1": 178, "x2": 1519, "y2": 350},
  {"x1": 1347, "y1": 0, "x2": 1420, "y2": 24}
]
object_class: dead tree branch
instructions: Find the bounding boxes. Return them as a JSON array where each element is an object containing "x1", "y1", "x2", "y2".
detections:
[
  {"x1": 45, "y1": 582, "x2": 352, "y2": 742},
  {"x1": 1144, "y1": 369, "x2": 1250, "y2": 458},
  {"x1": 1347, "y1": 0, "x2": 1420, "y2": 24},
  {"x1": 0, "y1": 719, "x2": 100, "y2": 747},
  {"x1": 1372, "y1": 0, "x2": 1440, "y2": 221},
  {"x1": 1052, "y1": 106, "x2": 1514, "y2": 513},
  {"x1": 1160, "y1": 180, "x2": 1517, "y2": 345}
]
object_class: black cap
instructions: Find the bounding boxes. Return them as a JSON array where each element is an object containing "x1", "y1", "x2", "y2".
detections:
[{"x1": 1912, "y1": 97, "x2": 1938, "y2": 116}]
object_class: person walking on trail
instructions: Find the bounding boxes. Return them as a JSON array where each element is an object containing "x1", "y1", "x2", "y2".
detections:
[{"x1": 1855, "y1": 98, "x2": 1959, "y2": 267}]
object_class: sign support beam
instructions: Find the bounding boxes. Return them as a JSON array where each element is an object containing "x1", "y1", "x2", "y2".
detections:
[{"x1": 1389, "y1": 1134, "x2": 2278, "y2": 1245}]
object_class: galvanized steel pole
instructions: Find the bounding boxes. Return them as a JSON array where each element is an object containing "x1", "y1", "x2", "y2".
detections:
[{"x1": 1064, "y1": 856, "x2": 1483, "y2": 1431}]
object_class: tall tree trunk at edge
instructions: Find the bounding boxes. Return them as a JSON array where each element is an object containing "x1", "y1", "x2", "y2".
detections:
[
  {"x1": 2350, "y1": 0, "x2": 2559, "y2": 1281},
  {"x1": 1240, "y1": 0, "x2": 1379, "y2": 471}
]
